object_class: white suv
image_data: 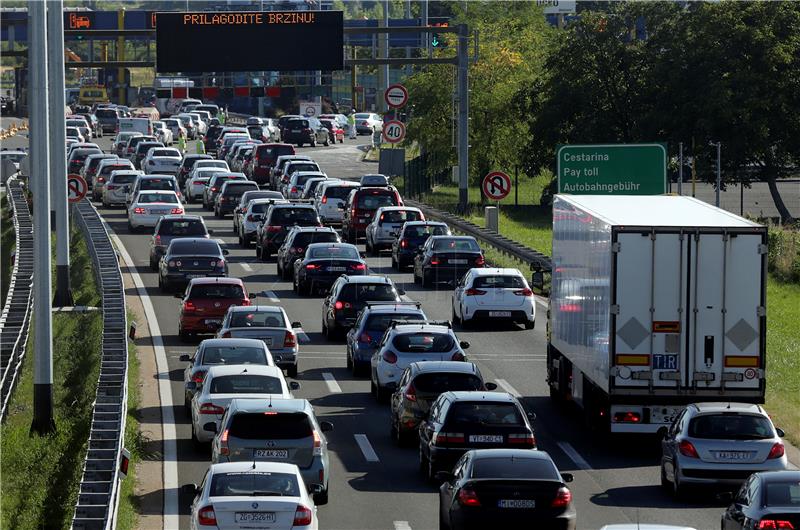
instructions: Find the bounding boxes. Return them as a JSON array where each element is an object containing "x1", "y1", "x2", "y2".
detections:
[
  {"x1": 452, "y1": 268, "x2": 536, "y2": 330},
  {"x1": 314, "y1": 180, "x2": 361, "y2": 225},
  {"x1": 365, "y1": 206, "x2": 424, "y2": 255}
]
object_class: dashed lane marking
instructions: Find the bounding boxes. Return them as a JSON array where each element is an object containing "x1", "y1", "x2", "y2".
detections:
[
  {"x1": 394, "y1": 522, "x2": 412, "y2": 530},
  {"x1": 354, "y1": 434, "x2": 380, "y2": 462},
  {"x1": 264, "y1": 290, "x2": 280, "y2": 303},
  {"x1": 557, "y1": 441, "x2": 592, "y2": 470},
  {"x1": 322, "y1": 372, "x2": 342, "y2": 393},
  {"x1": 495, "y1": 378, "x2": 522, "y2": 398},
  {"x1": 296, "y1": 329, "x2": 311, "y2": 344}
]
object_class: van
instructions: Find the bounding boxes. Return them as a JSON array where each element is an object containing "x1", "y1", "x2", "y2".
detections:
[
  {"x1": 78, "y1": 85, "x2": 110, "y2": 107},
  {"x1": 119, "y1": 117, "x2": 153, "y2": 136}
]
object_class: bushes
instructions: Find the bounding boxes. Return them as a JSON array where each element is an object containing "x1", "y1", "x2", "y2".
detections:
[{"x1": 767, "y1": 225, "x2": 800, "y2": 284}]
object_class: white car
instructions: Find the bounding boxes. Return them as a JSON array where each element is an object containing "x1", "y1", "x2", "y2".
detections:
[
  {"x1": 66, "y1": 126, "x2": 85, "y2": 143},
  {"x1": 452, "y1": 268, "x2": 536, "y2": 329},
  {"x1": 185, "y1": 462, "x2": 319, "y2": 530},
  {"x1": 152, "y1": 121, "x2": 174, "y2": 146},
  {"x1": 185, "y1": 168, "x2": 228, "y2": 203},
  {"x1": 66, "y1": 118, "x2": 92, "y2": 139},
  {"x1": 127, "y1": 190, "x2": 183, "y2": 232},
  {"x1": 353, "y1": 112, "x2": 383, "y2": 135},
  {"x1": 263, "y1": 118, "x2": 281, "y2": 142},
  {"x1": 270, "y1": 154, "x2": 312, "y2": 190},
  {"x1": 365, "y1": 206, "x2": 425, "y2": 255},
  {"x1": 187, "y1": 112, "x2": 208, "y2": 136},
  {"x1": 314, "y1": 180, "x2": 360, "y2": 225},
  {"x1": 143, "y1": 147, "x2": 183, "y2": 175},
  {"x1": 163, "y1": 118, "x2": 186, "y2": 141},
  {"x1": 285, "y1": 171, "x2": 327, "y2": 200},
  {"x1": 190, "y1": 364, "x2": 298, "y2": 444},
  {"x1": 189, "y1": 159, "x2": 230, "y2": 178},
  {"x1": 102, "y1": 170, "x2": 141, "y2": 207},
  {"x1": 93, "y1": 158, "x2": 136, "y2": 200},
  {"x1": 279, "y1": 162, "x2": 321, "y2": 197},
  {"x1": 370, "y1": 322, "x2": 470, "y2": 401},
  {"x1": 238, "y1": 197, "x2": 288, "y2": 247}
]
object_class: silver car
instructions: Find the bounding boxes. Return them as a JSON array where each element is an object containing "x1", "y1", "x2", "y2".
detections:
[
  {"x1": 180, "y1": 337, "x2": 274, "y2": 409},
  {"x1": 210, "y1": 397, "x2": 333, "y2": 506},
  {"x1": 216, "y1": 305, "x2": 302, "y2": 378},
  {"x1": 660, "y1": 402, "x2": 788, "y2": 498}
]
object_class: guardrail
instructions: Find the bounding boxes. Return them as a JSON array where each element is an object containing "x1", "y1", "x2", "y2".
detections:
[
  {"x1": 71, "y1": 198, "x2": 128, "y2": 530},
  {"x1": 0, "y1": 178, "x2": 34, "y2": 421},
  {"x1": 405, "y1": 199, "x2": 553, "y2": 272}
]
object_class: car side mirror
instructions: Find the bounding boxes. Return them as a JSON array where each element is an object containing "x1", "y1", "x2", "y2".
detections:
[
  {"x1": 484, "y1": 382, "x2": 498, "y2": 391},
  {"x1": 776, "y1": 427, "x2": 785, "y2": 438},
  {"x1": 181, "y1": 483, "x2": 200, "y2": 496},
  {"x1": 716, "y1": 491, "x2": 734, "y2": 504},
  {"x1": 291, "y1": 321, "x2": 302, "y2": 328},
  {"x1": 289, "y1": 381, "x2": 301, "y2": 390},
  {"x1": 459, "y1": 341, "x2": 470, "y2": 350},
  {"x1": 397, "y1": 288, "x2": 406, "y2": 296},
  {"x1": 174, "y1": 293, "x2": 184, "y2": 299},
  {"x1": 561, "y1": 473, "x2": 574, "y2": 483},
  {"x1": 320, "y1": 421, "x2": 334, "y2": 432},
  {"x1": 206, "y1": 229, "x2": 214, "y2": 234},
  {"x1": 531, "y1": 271, "x2": 545, "y2": 290},
  {"x1": 527, "y1": 411, "x2": 537, "y2": 421},
  {"x1": 222, "y1": 249, "x2": 229, "y2": 256},
  {"x1": 434, "y1": 471, "x2": 454, "y2": 483},
  {"x1": 180, "y1": 354, "x2": 192, "y2": 362},
  {"x1": 307, "y1": 483, "x2": 324, "y2": 495},
  {"x1": 203, "y1": 422, "x2": 218, "y2": 433},
  {"x1": 185, "y1": 381, "x2": 197, "y2": 392}
]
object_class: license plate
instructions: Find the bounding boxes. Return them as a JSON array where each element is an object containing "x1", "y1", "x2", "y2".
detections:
[
  {"x1": 449, "y1": 259, "x2": 468, "y2": 264},
  {"x1": 468, "y1": 434, "x2": 503, "y2": 443},
  {"x1": 204, "y1": 319, "x2": 221, "y2": 325},
  {"x1": 328, "y1": 266, "x2": 346, "y2": 272},
  {"x1": 235, "y1": 512, "x2": 276, "y2": 523},
  {"x1": 187, "y1": 274, "x2": 204, "y2": 279},
  {"x1": 497, "y1": 499, "x2": 535, "y2": 509},
  {"x1": 254, "y1": 449, "x2": 288, "y2": 459},
  {"x1": 151, "y1": 209, "x2": 169, "y2": 215},
  {"x1": 715, "y1": 451, "x2": 753, "y2": 460},
  {"x1": 292, "y1": 129, "x2": 301, "y2": 133},
  {"x1": 489, "y1": 311, "x2": 512, "y2": 317}
]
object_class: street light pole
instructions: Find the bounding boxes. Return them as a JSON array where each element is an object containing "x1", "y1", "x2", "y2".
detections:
[
  {"x1": 678, "y1": 141, "x2": 683, "y2": 196},
  {"x1": 714, "y1": 141, "x2": 721, "y2": 207}
]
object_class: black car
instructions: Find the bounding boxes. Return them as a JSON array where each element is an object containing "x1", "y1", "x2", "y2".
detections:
[
  {"x1": 158, "y1": 238, "x2": 229, "y2": 292},
  {"x1": 293, "y1": 243, "x2": 366, "y2": 295},
  {"x1": 277, "y1": 226, "x2": 341, "y2": 280},
  {"x1": 214, "y1": 180, "x2": 259, "y2": 218},
  {"x1": 68, "y1": 147, "x2": 102, "y2": 175},
  {"x1": 419, "y1": 391, "x2": 536, "y2": 481},
  {"x1": 391, "y1": 221, "x2": 452, "y2": 270},
  {"x1": 125, "y1": 135, "x2": 157, "y2": 160},
  {"x1": 436, "y1": 449, "x2": 576, "y2": 530},
  {"x1": 413, "y1": 236, "x2": 485, "y2": 287},
  {"x1": 203, "y1": 173, "x2": 246, "y2": 210},
  {"x1": 177, "y1": 154, "x2": 213, "y2": 187},
  {"x1": 94, "y1": 107, "x2": 120, "y2": 134},
  {"x1": 204, "y1": 124, "x2": 224, "y2": 153},
  {"x1": 281, "y1": 117, "x2": 330, "y2": 147},
  {"x1": 149, "y1": 215, "x2": 210, "y2": 270},
  {"x1": 721, "y1": 470, "x2": 800, "y2": 530},
  {"x1": 255, "y1": 204, "x2": 321, "y2": 261},
  {"x1": 277, "y1": 114, "x2": 302, "y2": 140},
  {"x1": 321, "y1": 275, "x2": 403, "y2": 339},
  {"x1": 134, "y1": 141, "x2": 165, "y2": 169}
]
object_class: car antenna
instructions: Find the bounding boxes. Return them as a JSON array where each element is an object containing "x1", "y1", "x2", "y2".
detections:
[
  {"x1": 268, "y1": 394, "x2": 273, "y2": 408},
  {"x1": 252, "y1": 460, "x2": 256, "y2": 470}
]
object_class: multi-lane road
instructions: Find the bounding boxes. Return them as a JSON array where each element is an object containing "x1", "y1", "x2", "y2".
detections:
[{"x1": 71, "y1": 134, "x2": 734, "y2": 530}]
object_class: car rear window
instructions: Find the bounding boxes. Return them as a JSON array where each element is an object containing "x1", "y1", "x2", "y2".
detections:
[
  {"x1": 137, "y1": 143, "x2": 162, "y2": 153},
  {"x1": 159, "y1": 220, "x2": 206, "y2": 237},
  {"x1": 210, "y1": 375, "x2": 282, "y2": 394},
  {"x1": 196, "y1": 160, "x2": 228, "y2": 170},
  {"x1": 201, "y1": 346, "x2": 268, "y2": 365},
  {"x1": 210, "y1": 472, "x2": 300, "y2": 497},
  {"x1": 110, "y1": 173, "x2": 138, "y2": 185},
  {"x1": 308, "y1": 245, "x2": 359, "y2": 259},
  {"x1": 286, "y1": 163, "x2": 319, "y2": 174},
  {"x1": 271, "y1": 208, "x2": 318, "y2": 224},
  {"x1": 138, "y1": 193, "x2": 178, "y2": 204},
  {"x1": 339, "y1": 283, "x2": 397, "y2": 303},
  {"x1": 250, "y1": 203, "x2": 272, "y2": 214},
  {"x1": 446, "y1": 402, "x2": 524, "y2": 426},
  {"x1": 764, "y1": 481, "x2": 800, "y2": 507},
  {"x1": 365, "y1": 313, "x2": 425, "y2": 332},
  {"x1": 99, "y1": 164, "x2": 131, "y2": 176},
  {"x1": 433, "y1": 238, "x2": 481, "y2": 252},
  {"x1": 152, "y1": 149, "x2": 180, "y2": 157},
  {"x1": 140, "y1": 179, "x2": 177, "y2": 191},
  {"x1": 223, "y1": 183, "x2": 258, "y2": 195},
  {"x1": 392, "y1": 332, "x2": 455, "y2": 353},
  {"x1": 242, "y1": 192, "x2": 281, "y2": 204},
  {"x1": 381, "y1": 210, "x2": 421, "y2": 223},
  {"x1": 210, "y1": 175, "x2": 244, "y2": 187},
  {"x1": 169, "y1": 240, "x2": 217, "y2": 255},
  {"x1": 229, "y1": 312, "x2": 286, "y2": 328},
  {"x1": 287, "y1": 119, "x2": 309, "y2": 128},
  {"x1": 688, "y1": 414, "x2": 775, "y2": 440},
  {"x1": 472, "y1": 276, "x2": 526, "y2": 289},
  {"x1": 189, "y1": 284, "x2": 245, "y2": 299},
  {"x1": 413, "y1": 372, "x2": 483, "y2": 393},
  {"x1": 257, "y1": 145, "x2": 294, "y2": 161},
  {"x1": 293, "y1": 232, "x2": 338, "y2": 247},
  {"x1": 356, "y1": 192, "x2": 398, "y2": 210},
  {"x1": 229, "y1": 412, "x2": 313, "y2": 440},
  {"x1": 405, "y1": 225, "x2": 449, "y2": 238},
  {"x1": 471, "y1": 458, "x2": 560, "y2": 480},
  {"x1": 95, "y1": 109, "x2": 117, "y2": 118},
  {"x1": 324, "y1": 186, "x2": 359, "y2": 200},
  {"x1": 296, "y1": 173, "x2": 322, "y2": 186}
]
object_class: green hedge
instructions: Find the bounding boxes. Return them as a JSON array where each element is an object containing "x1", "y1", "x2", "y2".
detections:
[{"x1": 767, "y1": 225, "x2": 800, "y2": 284}]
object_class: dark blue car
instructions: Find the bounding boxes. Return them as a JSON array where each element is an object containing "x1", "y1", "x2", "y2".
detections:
[{"x1": 391, "y1": 221, "x2": 451, "y2": 270}]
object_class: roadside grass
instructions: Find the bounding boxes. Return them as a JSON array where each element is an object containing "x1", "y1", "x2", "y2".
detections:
[
  {"x1": 0, "y1": 224, "x2": 101, "y2": 529},
  {"x1": 116, "y1": 313, "x2": 142, "y2": 530},
  {"x1": 1, "y1": 192, "x2": 13, "y2": 304}
]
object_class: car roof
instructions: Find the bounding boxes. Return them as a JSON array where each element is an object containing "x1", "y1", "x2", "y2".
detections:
[
  {"x1": 689, "y1": 402, "x2": 766, "y2": 414},
  {"x1": 445, "y1": 391, "x2": 518, "y2": 403},
  {"x1": 168, "y1": 237, "x2": 215, "y2": 245},
  {"x1": 339, "y1": 274, "x2": 392, "y2": 284},
  {"x1": 755, "y1": 470, "x2": 800, "y2": 482},
  {"x1": 137, "y1": 190, "x2": 176, "y2": 195},
  {"x1": 469, "y1": 448, "x2": 554, "y2": 462},
  {"x1": 409, "y1": 361, "x2": 479, "y2": 375},
  {"x1": 290, "y1": 226, "x2": 336, "y2": 233},
  {"x1": 403, "y1": 221, "x2": 447, "y2": 227},
  {"x1": 292, "y1": 171, "x2": 326, "y2": 177},
  {"x1": 377, "y1": 206, "x2": 420, "y2": 212},
  {"x1": 189, "y1": 277, "x2": 244, "y2": 286},
  {"x1": 228, "y1": 397, "x2": 311, "y2": 414},
  {"x1": 392, "y1": 323, "x2": 452, "y2": 334},
  {"x1": 429, "y1": 235, "x2": 476, "y2": 241},
  {"x1": 470, "y1": 268, "x2": 523, "y2": 276},
  {"x1": 227, "y1": 305, "x2": 284, "y2": 314},
  {"x1": 199, "y1": 338, "x2": 268, "y2": 349},
  {"x1": 209, "y1": 461, "x2": 301, "y2": 475},
  {"x1": 363, "y1": 304, "x2": 424, "y2": 314},
  {"x1": 206, "y1": 364, "x2": 285, "y2": 378},
  {"x1": 323, "y1": 180, "x2": 359, "y2": 187}
]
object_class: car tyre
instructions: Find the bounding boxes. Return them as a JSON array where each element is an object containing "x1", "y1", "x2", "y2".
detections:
[
  {"x1": 149, "y1": 256, "x2": 158, "y2": 272},
  {"x1": 310, "y1": 136, "x2": 317, "y2": 148},
  {"x1": 439, "y1": 512, "x2": 450, "y2": 530},
  {"x1": 421, "y1": 270, "x2": 431, "y2": 288},
  {"x1": 346, "y1": 351, "x2": 353, "y2": 371},
  {"x1": 524, "y1": 320, "x2": 535, "y2": 330},
  {"x1": 672, "y1": 465, "x2": 685, "y2": 500},
  {"x1": 323, "y1": 136, "x2": 330, "y2": 147},
  {"x1": 660, "y1": 463, "x2": 670, "y2": 491},
  {"x1": 313, "y1": 488, "x2": 328, "y2": 506},
  {"x1": 287, "y1": 363, "x2": 298, "y2": 378},
  {"x1": 452, "y1": 306, "x2": 461, "y2": 325},
  {"x1": 179, "y1": 328, "x2": 191, "y2": 343},
  {"x1": 413, "y1": 267, "x2": 421, "y2": 284}
]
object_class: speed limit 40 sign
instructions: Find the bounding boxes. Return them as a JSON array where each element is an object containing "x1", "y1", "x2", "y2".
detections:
[{"x1": 382, "y1": 120, "x2": 406, "y2": 144}]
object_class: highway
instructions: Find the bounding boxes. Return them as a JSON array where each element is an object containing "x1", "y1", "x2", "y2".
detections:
[{"x1": 76, "y1": 133, "x2": 732, "y2": 529}]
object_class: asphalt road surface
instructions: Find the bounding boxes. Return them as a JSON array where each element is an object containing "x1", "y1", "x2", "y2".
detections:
[{"x1": 66, "y1": 133, "x2": 733, "y2": 530}]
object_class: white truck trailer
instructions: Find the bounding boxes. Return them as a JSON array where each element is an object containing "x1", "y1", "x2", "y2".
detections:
[{"x1": 543, "y1": 195, "x2": 767, "y2": 434}]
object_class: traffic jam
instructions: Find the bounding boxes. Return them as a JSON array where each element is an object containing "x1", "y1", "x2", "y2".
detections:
[{"x1": 63, "y1": 99, "x2": 798, "y2": 530}]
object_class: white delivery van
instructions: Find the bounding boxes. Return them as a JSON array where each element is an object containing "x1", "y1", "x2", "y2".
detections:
[{"x1": 118, "y1": 117, "x2": 153, "y2": 136}]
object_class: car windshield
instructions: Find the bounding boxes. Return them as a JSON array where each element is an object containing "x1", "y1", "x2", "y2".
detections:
[
  {"x1": 357, "y1": 193, "x2": 397, "y2": 209},
  {"x1": 405, "y1": 225, "x2": 449, "y2": 238},
  {"x1": 229, "y1": 412, "x2": 312, "y2": 440},
  {"x1": 189, "y1": 284, "x2": 245, "y2": 299},
  {"x1": 271, "y1": 208, "x2": 317, "y2": 224},
  {"x1": 340, "y1": 283, "x2": 397, "y2": 303},
  {"x1": 140, "y1": 179, "x2": 176, "y2": 191},
  {"x1": 209, "y1": 374, "x2": 283, "y2": 394},
  {"x1": 473, "y1": 276, "x2": 526, "y2": 289},
  {"x1": 210, "y1": 472, "x2": 300, "y2": 498},
  {"x1": 764, "y1": 481, "x2": 800, "y2": 507},
  {"x1": 201, "y1": 346, "x2": 268, "y2": 365},
  {"x1": 471, "y1": 458, "x2": 560, "y2": 480},
  {"x1": 382, "y1": 210, "x2": 421, "y2": 223},
  {"x1": 433, "y1": 238, "x2": 481, "y2": 252},
  {"x1": 229, "y1": 312, "x2": 286, "y2": 328},
  {"x1": 308, "y1": 246, "x2": 359, "y2": 259},
  {"x1": 392, "y1": 332, "x2": 455, "y2": 353},
  {"x1": 413, "y1": 372, "x2": 483, "y2": 393},
  {"x1": 169, "y1": 241, "x2": 217, "y2": 255},
  {"x1": 294, "y1": 232, "x2": 338, "y2": 247},
  {"x1": 365, "y1": 313, "x2": 424, "y2": 332},
  {"x1": 138, "y1": 193, "x2": 178, "y2": 204},
  {"x1": 447, "y1": 402, "x2": 524, "y2": 426},
  {"x1": 688, "y1": 414, "x2": 775, "y2": 440},
  {"x1": 325, "y1": 186, "x2": 358, "y2": 200},
  {"x1": 159, "y1": 220, "x2": 206, "y2": 237}
]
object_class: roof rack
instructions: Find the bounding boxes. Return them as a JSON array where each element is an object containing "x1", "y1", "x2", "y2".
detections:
[{"x1": 365, "y1": 301, "x2": 422, "y2": 309}]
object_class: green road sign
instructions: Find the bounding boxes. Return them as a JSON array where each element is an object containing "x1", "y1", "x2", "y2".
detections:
[{"x1": 557, "y1": 143, "x2": 667, "y2": 195}]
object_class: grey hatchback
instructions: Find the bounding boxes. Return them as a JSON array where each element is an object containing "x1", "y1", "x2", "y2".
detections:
[{"x1": 210, "y1": 398, "x2": 333, "y2": 505}]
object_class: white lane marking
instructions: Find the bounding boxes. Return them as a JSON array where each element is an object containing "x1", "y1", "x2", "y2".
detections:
[
  {"x1": 106, "y1": 227, "x2": 180, "y2": 528},
  {"x1": 296, "y1": 328, "x2": 311, "y2": 344},
  {"x1": 495, "y1": 378, "x2": 522, "y2": 398},
  {"x1": 354, "y1": 434, "x2": 380, "y2": 462},
  {"x1": 241, "y1": 263, "x2": 253, "y2": 272},
  {"x1": 215, "y1": 238, "x2": 226, "y2": 245},
  {"x1": 264, "y1": 290, "x2": 280, "y2": 303},
  {"x1": 394, "y1": 522, "x2": 412, "y2": 530},
  {"x1": 535, "y1": 295, "x2": 549, "y2": 308},
  {"x1": 322, "y1": 372, "x2": 342, "y2": 393},
  {"x1": 557, "y1": 441, "x2": 592, "y2": 471}
]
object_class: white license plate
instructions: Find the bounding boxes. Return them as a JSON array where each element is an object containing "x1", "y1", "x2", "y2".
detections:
[
  {"x1": 186, "y1": 274, "x2": 204, "y2": 279},
  {"x1": 328, "y1": 266, "x2": 346, "y2": 272},
  {"x1": 497, "y1": 499, "x2": 535, "y2": 509},
  {"x1": 151, "y1": 209, "x2": 169, "y2": 215},
  {"x1": 254, "y1": 449, "x2": 288, "y2": 459},
  {"x1": 204, "y1": 319, "x2": 222, "y2": 325},
  {"x1": 715, "y1": 451, "x2": 753, "y2": 460},
  {"x1": 489, "y1": 311, "x2": 512, "y2": 317},
  {"x1": 291, "y1": 129, "x2": 301, "y2": 133},
  {"x1": 449, "y1": 259, "x2": 468, "y2": 264},
  {"x1": 468, "y1": 434, "x2": 503, "y2": 443},
  {"x1": 235, "y1": 512, "x2": 276, "y2": 523}
]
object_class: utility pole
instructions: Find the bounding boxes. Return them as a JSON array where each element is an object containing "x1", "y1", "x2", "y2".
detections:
[
  {"x1": 713, "y1": 141, "x2": 721, "y2": 207},
  {"x1": 29, "y1": 0, "x2": 56, "y2": 436},
  {"x1": 378, "y1": 0, "x2": 389, "y2": 113},
  {"x1": 456, "y1": 23, "x2": 469, "y2": 212},
  {"x1": 421, "y1": 0, "x2": 430, "y2": 58},
  {"x1": 117, "y1": 9, "x2": 125, "y2": 105},
  {"x1": 48, "y1": 0, "x2": 73, "y2": 307},
  {"x1": 678, "y1": 141, "x2": 683, "y2": 196}
]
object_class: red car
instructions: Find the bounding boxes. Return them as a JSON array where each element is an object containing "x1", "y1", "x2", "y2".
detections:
[
  {"x1": 246, "y1": 143, "x2": 296, "y2": 186},
  {"x1": 176, "y1": 277, "x2": 250, "y2": 341},
  {"x1": 341, "y1": 186, "x2": 403, "y2": 243},
  {"x1": 320, "y1": 119, "x2": 344, "y2": 144}
]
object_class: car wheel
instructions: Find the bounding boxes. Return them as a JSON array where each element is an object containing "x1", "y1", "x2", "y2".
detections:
[
  {"x1": 390, "y1": 254, "x2": 398, "y2": 270},
  {"x1": 179, "y1": 327, "x2": 191, "y2": 343},
  {"x1": 346, "y1": 351, "x2": 353, "y2": 371},
  {"x1": 439, "y1": 512, "x2": 450, "y2": 530},
  {"x1": 287, "y1": 363, "x2": 298, "y2": 378},
  {"x1": 238, "y1": 233, "x2": 244, "y2": 247},
  {"x1": 298, "y1": 280, "x2": 310, "y2": 296},
  {"x1": 324, "y1": 136, "x2": 330, "y2": 147},
  {"x1": 421, "y1": 270, "x2": 431, "y2": 288},
  {"x1": 672, "y1": 464, "x2": 685, "y2": 499},
  {"x1": 310, "y1": 136, "x2": 317, "y2": 148},
  {"x1": 392, "y1": 417, "x2": 409, "y2": 447},
  {"x1": 127, "y1": 221, "x2": 136, "y2": 233},
  {"x1": 413, "y1": 267, "x2": 421, "y2": 284},
  {"x1": 322, "y1": 320, "x2": 329, "y2": 339},
  {"x1": 191, "y1": 423, "x2": 206, "y2": 452},
  {"x1": 149, "y1": 256, "x2": 158, "y2": 272},
  {"x1": 313, "y1": 488, "x2": 328, "y2": 506},
  {"x1": 452, "y1": 305, "x2": 461, "y2": 325},
  {"x1": 524, "y1": 320, "x2": 535, "y2": 330}
]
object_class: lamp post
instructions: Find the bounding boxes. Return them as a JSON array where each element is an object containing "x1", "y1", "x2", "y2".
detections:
[{"x1": 711, "y1": 141, "x2": 722, "y2": 207}]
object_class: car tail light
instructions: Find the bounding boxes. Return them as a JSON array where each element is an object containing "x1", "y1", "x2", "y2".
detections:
[
  {"x1": 457, "y1": 486, "x2": 481, "y2": 507},
  {"x1": 197, "y1": 505, "x2": 217, "y2": 526},
  {"x1": 183, "y1": 301, "x2": 196, "y2": 313},
  {"x1": 133, "y1": 207, "x2": 146, "y2": 214},
  {"x1": 350, "y1": 263, "x2": 366, "y2": 271},
  {"x1": 191, "y1": 370, "x2": 206, "y2": 383},
  {"x1": 551, "y1": 487, "x2": 572, "y2": 509},
  {"x1": 312, "y1": 430, "x2": 323, "y2": 455},
  {"x1": 293, "y1": 505, "x2": 313, "y2": 527},
  {"x1": 430, "y1": 258, "x2": 440, "y2": 265},
  {"x1": 241, "y1": 298, "x2": 251, "y2": 306},
  {"x1": 155, "y1": 235, "x2": 161, "y2": 245},
  {"x1": 321, "y1": 196, "x2": 328, "y2": 204},
  {"x1": 465, "y1": 288, "x2": 485, "y2": 296},
  {"x1": 106, "y1": 184, "x2": 117, "y2": 190},
  {"x1": 508, "y1": 432, "x2": 536, "y2": 447},
  {"x1": 284, "y1": 331, "x2": 297, "y2": 348},
  {"x1": 768, "y1": 442, "x2": 785, "y2": 459},
  {"x1": 305, "y1": 263, "x2": 320, "y2": 271},
  {"x1": 678, "y1": 440, "x2": 699, "y2": 458},
  {"x1": 291, "y1": 186, "x2": 298, "y2": 194},
  {"x1": 514, "y1": 288, "x2": 534, "y2": 296},
  {"x1": 247, "y1": 214, "x2": 257, "y2": 222},
  {"x1": 211, "y1": 186, "x2": 218, "y2": 192},
  {"x1": 451, "y1": 351, "x2": 465, "y2": 361},
  {"x1": 216, "y1": 259, "x2": 225, "y2": 269},
  {"x1": 295, "y1": 247, "x2": 304, "y2": 254},
  {"x1": 359, "y1": 333, "x2": 372, "y2": 344},
  {"x1": 266, "y1": 225, "x2": 281, "y2": 233},
  {"x1": 613, "y1": 411, "x2": 642, "y2": 424},
  {"x1": 758, "y1": 520, "x2": 795, "y2": 530},
  {"x1": 475, "y1": 255, "x2": 485, "y2": 266},
  {"x1": 400, "y1": 239, "x2": 408, "y2": 248},
  {"x1": 434, "y1": 432, "x2": 465, "y2": 444},
  {"x1": 199, "y1": 403, "x2": 224, "y2": 415},
  {"x1": 170, "y1": 208, "x2": 183, "y2": 214},
  {"x1": 333, "y1": 301, "x2": 351, "y2": 311},
  {"x1": 382, "y1": 350, "x2": 397, "y2": 364},
  {"x1": 404, "y1": 384, "x2": 417, "y2": 402},
  {"x1": 219, "y1": 428, "x2": 230, "y2": 455}
]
